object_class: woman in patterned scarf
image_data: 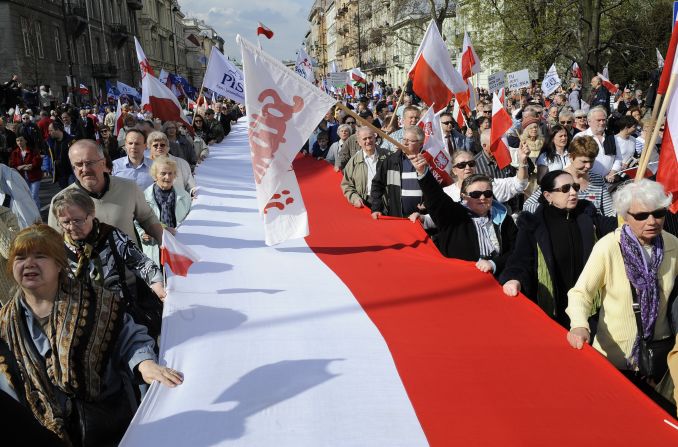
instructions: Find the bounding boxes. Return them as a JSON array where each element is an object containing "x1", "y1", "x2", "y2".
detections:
[
  {"x1": 0, "y1": 224, "x2": 183, "y2": 446},
  {"x1": 567, "y1": 179, "x2": 678, "y2": 412}
]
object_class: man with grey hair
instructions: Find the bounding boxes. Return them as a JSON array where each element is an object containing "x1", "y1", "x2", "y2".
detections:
[
  {"x1": 573, "y1": 106, "x2": 619, "y2": 180},
  {"x1": 370, "y1": 126, "x2": 426, "y2": 219},
  {"x1": 341, "y1": 126, "x2": 390, "y2": 208},
  {"x1": 589, "y1": 76, "x2": 610, "y2": 112},
  {"x1": 48, "y1": 139, "x2": 163, "y2": 246},
  {"x1": 558, "y1": 110, "x2": 578, "y2": 137}
]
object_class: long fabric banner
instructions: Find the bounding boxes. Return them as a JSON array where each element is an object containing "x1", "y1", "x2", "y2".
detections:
[{"x1": 122, "y1": 123, "x2": 678, "y2": 446}]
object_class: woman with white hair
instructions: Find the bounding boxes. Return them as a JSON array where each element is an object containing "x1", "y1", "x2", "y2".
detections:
[
  {"x1": 147, "y1": 131, "x2": 196, "y2": 197},
  {"x1": 567, "y1": 179, "x2": 678, "y2": 409}
]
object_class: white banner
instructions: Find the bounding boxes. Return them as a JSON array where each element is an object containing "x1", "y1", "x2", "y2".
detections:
[
  {"x1": 541, "y1": 64, "x2": 561, "y2": 97},
  {"x1": 295, "y1": 47, "x2": 316, "y2": 83},
  {"x1": 507, "y1": 69, "x2": 530, "y2": 90},
  {"x1": 329, "y1": 72, "x2": 349, "y2": 88},
  {"x1": 238, "y1": 35, "x2": 336, "y2": 245},
  {"x1": 203, "y1": 46, "x2": 246, "y2": 104},
  {"x1": 488, "y1": 71, "x2": 505, "y2": 92}
]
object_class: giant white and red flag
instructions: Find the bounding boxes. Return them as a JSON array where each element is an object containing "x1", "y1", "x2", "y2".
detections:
[
  {"x1": 489, "y1": 92, "x2": 513, "y2": 169},
  {"x1": 409, "y1": 21, "x2": 467, "y2": 112},
  {"x1": 238, "y1": 35, "x2": 336, "y2": 245},
  {"x1": 461, "y1": 31, "x2": 481, "y2": 80},
  {"x1": 656, "y1": 50, "x2": 678, "y2": 212},
  {"x1": 417, "y1": 106, "x2": 453, "y2": 186},
  {"x1": 141, "y1": 72, "x2": 194, "y2": 134}
]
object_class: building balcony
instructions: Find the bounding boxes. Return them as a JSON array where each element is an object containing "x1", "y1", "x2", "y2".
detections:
[
  {"x1": 126, "y1": 0, "x2": 143, "y2": 10},
  {"x1": 92, "y1": 63, "x2": 118, "y2": 79},
  {"x1": 110, "y1": 23, "x2": 128, "y2": 48}
]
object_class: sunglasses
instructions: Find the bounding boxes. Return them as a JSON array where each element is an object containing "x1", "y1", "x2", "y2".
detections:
[
  {"x1": 345, "y1": 121, "x2": 356, "y2": 124},
  {"x1": 454, "y1": 160, "x2": 476, "y2": 169},
  {"x1": 559, "y1": 120, "x2": 573, "y2": 124},
  {"x1": 441, "y1": 121, "x2": 453, "y2": 125},
  {"x1": 550, "y1": 183, "x2": 581, "y2": 193},
  {"x1": 627, "y1": 208, "x2": 668, "y2": 221},
  {"x1": 465, "y1": 190, "x2": 493, "y2": 199}
]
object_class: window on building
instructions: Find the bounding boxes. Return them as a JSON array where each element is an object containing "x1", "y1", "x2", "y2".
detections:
[
  {"x1": 35, "y1": 22, "x2": 44, "y2": 59},
  {"x1": 20, "y1": 17, "x2": 32, "y2": 57},
  {"x1": 95, "y1": 37, "x2": 102, "y2": 64},
  {"x1": 54, "y1": 27, "x2": 62, "y2": 61}
]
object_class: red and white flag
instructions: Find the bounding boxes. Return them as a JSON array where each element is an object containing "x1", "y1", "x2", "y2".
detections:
[
  {"x1": 452, "y1": 98, "x2": 467, "y2": 129},
  {"x1": 656, "y1": 50, "x2": 678, "y2": 212},
  {"x1": 134, "y1": 36, "x2": 155, "y2": 78},
  {"x1": 597, "y1": 72, "x2": 618, "y2": 94},
  {"x1": 658, "y1": 17, "x2": 678, "y2": 95},
  {"x1": 602, "y1": 62, "x2": 609, "y2": 80},
  {"x1": 489, "y1": 92, "x2": 512, "y2": 169},
  {"x1": 408, "y1": 21, "x2": 468, "y2": 112},
  {"x1": 461, "y1": 31, "x2": 481, "y2": 80},
  {"x1": 257, "y1": 22, "x2": 274, "y2": 39},
  {"x1": 141, "y1": 72, "x2": 194, "y2": 134},
  {"x1": 417, "y1": 106, "x2": 453, "y2": 186},
  {"x1": 160, "y1": 229, "x2": 200, "y2": 277},
  {"x1": 114, "y1": 97, "x2": 124, "y2": 136},
  {"x1": 12, "y1": 105, "x2": 20, "y2": 123},
  {"x1": 498, "y1": 87, "x2": 505, "y2": 105},
  {"x1": 78, "y1": 84, "x2": 90, "y2": 95},
  {"x1": 237, "y1": 34, "x2": 336, "y2": 245},
  {"x1": 571, "y1": 62, "x2": 582, "y2": 80}
]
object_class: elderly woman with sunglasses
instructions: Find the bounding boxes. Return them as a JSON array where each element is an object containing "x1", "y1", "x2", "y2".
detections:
[
  {"x1": 147, "y1": 131, "x2": 196, "y2": 197},
  {"x1": 412, "y1": 153, "x2": 517, "y2": 276},
  {"x1": 566, "y1": 180, "x2": 678, "y2": 398},
  {"x1": 500, "y1": 170, "x2": 616, "y2": 328}
]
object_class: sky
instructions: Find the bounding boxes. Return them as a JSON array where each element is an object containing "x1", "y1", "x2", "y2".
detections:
[{"x1": 178, "y1": 0, "x2": 315, "y2": 62}]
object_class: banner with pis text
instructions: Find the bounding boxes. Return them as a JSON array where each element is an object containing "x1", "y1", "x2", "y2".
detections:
[
  {"x1": 203, "y1": 46, "x2": 246, "y2": 104},
  {"x1": 237, "y1": 35, "x2": 336, "y2": 245}
]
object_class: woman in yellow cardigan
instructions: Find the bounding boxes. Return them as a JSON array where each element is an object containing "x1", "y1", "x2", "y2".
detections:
[{"x1": 566, "y1": 179, "x2": 678, "y2": 411}]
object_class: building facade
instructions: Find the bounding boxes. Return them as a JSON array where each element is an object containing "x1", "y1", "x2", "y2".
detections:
[{"x1": 182, "y1": 17, "x2": 225, "y2": 89}]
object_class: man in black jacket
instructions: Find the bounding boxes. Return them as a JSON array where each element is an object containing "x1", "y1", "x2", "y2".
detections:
[
  {"x1": 216, "y1": 103, "x2": 233, "y2": 138},
  {"x1": 589, "y1": 76, "x2": 610, "y2": 112}
]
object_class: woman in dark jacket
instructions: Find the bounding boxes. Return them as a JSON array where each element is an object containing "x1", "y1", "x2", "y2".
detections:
[
  {"x1": 499, "y1": 170, "x2": 616, "y2": 328},
  {"x1": 8, "y1": 135, "x2": 42, "y2": 209},
  {"x1": 416, "y1": 156, "x2": 518, "y2": 276}
]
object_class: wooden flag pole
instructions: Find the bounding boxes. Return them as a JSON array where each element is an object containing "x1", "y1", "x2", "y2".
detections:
[
  {"x1": 635, "y1": 73, "x2": 678, "y2": 180},
  {"x1": 335, "y1": 102, "x2": 407, "y2": 153},
  {"x1": 651, "y1": 94, "x2": 664, "y2": 120}
]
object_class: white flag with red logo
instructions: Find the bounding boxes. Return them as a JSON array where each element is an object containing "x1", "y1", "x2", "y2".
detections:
[
  {"x1": 238, "y1": 35, "x2": 336, "y2": 245},
  {"x1": 656, "y1": 49, "x2": 678, "y2": 212},
  {"x1": 597, "y1": 72, "x2": 619, "y2": 94},
  {"x1": 161, "y1": 229, "x2": 200, "y2": 277},
  {"x1": 134, "y1": 36, "x2": 155, "y2": 78},
  {"x1": 461, "y1": 31, "x2": 481, "y2": 80},
  {"x1": 409, "y1": 21, "x2": 467, "y2": 112},
  {"x1": 417, "y1": 106, "x2": 453, "y2": 186},
  {"x1": 114, "y1": 98, "x2": 124, "y2": 136},
  {"x1": 141, "y1": 73, "x2": 194, "y2": 134},
  {"x1": 490, "y1": 92, "x2": 513, "y2": 169}
]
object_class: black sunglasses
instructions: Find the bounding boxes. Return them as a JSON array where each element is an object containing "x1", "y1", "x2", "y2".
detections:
[
  {"x1": 465, "y1": 190, "x2": 493, "y2": 199},
  {"x1": 454, "y1": 160, "x2": 476, "y2": 169},
  {"x1": 627, "y1": 208, "x2": 668, "y2": 221},
  {"x1": 550, "y1": 183, "x2": 581, "y2": 193},
  {"x1": 559, "y1": 120, "x2": 573, "y2": 124},
  {"x1": 440, "y1": 121, "x2": 453, "y2": 125}
]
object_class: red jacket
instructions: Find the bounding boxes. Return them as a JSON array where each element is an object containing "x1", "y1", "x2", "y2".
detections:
[{"x1": 9, "y1": 147, "x2": 43, "y2": 183}]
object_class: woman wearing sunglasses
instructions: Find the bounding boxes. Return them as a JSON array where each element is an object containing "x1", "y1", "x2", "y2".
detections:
[
  {"x1": 500, "y1": 170, "x2": 616, "y2": 328},
  {"x1": 566, "y1": 180, "x2": 678, "y2": 409},
  {"x1": 412, "y1": 153, "x2": 517, "y2": 276}
]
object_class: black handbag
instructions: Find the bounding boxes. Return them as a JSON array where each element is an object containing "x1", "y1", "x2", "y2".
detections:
[{"x1": 630, "y1": 287, "x2": 674, "y2": 382}]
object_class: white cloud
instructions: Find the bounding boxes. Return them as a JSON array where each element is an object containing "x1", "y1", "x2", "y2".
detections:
[{"x1": 178, "y1": 0, "x2": 314, "y2": 62}]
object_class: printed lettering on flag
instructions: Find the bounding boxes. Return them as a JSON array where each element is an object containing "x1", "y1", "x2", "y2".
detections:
[
  {"x1": 238, "y1": 34, "x2": 336, "y2": 245},
  {"x1": 203, "y1": 47, "x2": 245, "y2": 104},
  {"x1": 417, "y1": 106, "x2": 453, "y2": 186},
  {"x1": 541, "y1": 64, "x2": 561, "y2": 97}
]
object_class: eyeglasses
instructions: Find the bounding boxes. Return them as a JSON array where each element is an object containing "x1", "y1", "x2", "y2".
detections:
[
  {"x1": 465, "y1": 190, "x2": 493, "y2": 199},
  {"x1": 72, "y1": 158, "x2": 103, "y2": 169},
  {"x1": 559, "y1": 120, "x2": 573, "y2": 124},
  {"x1": 550, "y1": 183, "x2": 581, "y2": 193},
  {"x1": 58, "y1": 216, "x2": 89, "y2": 229},
  {"x1": 575, "y1": 117, "x2": 586, "y2": 120},
  {"x1": 402, "y1": 138, "x2": 421, "y2": 144},
  {"x1": 151, "y1": 143, "x2": 168, "y2": 148},
  {"x1": 345, "y1": 121, "x2": 356, "y2": 124},
  {"x1": 440, "y1": 121, "x2": 453, "y2": 125},
  {"x1": 453, "y1": 160, "x2": 476, "y2": 169},
  {"x1": 627, "y1": 208, "x2": 668, "y2": 221}
]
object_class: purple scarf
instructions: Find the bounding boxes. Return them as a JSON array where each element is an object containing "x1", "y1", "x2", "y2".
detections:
[{"x1": 619, "y1": 225, "x2": 663, "y2": 369}]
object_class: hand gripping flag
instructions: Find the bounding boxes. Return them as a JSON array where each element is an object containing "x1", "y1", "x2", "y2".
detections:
[
  {"x1": 489, "y1": 92, "x2": 513, "y2": 169},
  {"x1": 408, "y1": 21, "x2": 467, "y2": 112},
  {"x1": 238, "y1": 34, "x2": 336, "y2": 245},
  {"x1": 461, "y1": 31, "x2": 481, "y2": 80},
  {"x1": 417, "y1": 106, "x2": 453, "y2": 186},
  {"x1": 161, "y1": 229, "x2": 200, "y2": 276}
]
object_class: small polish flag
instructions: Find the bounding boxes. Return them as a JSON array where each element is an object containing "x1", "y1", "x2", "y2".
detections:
[
  {"x1": 257, "y1": 22, "x2": 274, "y2": 39},
  {"x1": 452, "y1": 98, "x2": 467, "y2": 129},
  {"x1": 489, "y1": 92, "x2": 513, "y2": 169},
  {"x1": 597, "y1": 72, "x2": 618, "y2": 94},
  {"x1": 12, "y1": 105, "x2": 21, "y2": 123},
  {"x1": 114, "y1": 97, "x2": 124, "y2": 136},
  {"x1": 571, "y1": 61, "x2": 582, "y2": 80},
  {"x1": 160, "y1": 229, "x2": 200, "y2": 277},
  {"x1": 78, "y1": 84, "x2": 90, "y2": 95}
]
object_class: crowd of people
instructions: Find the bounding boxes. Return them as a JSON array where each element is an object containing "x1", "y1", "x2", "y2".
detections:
[
  {"x1": 1, "y1": 68, "x2": 678, "y2": 444},
  {"x1": 0, "y1": 74, "x2": 244, "y2": 445}
]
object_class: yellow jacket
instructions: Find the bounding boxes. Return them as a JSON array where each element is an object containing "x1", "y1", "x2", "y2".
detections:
[{"x1": 567, "y1": 229, "x2": 678, "y2": 370}]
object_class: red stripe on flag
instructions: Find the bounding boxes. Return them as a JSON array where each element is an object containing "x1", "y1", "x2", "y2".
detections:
[
  {"x1": 294, "y1": 157, "x2": 678, "y2": 445},
  {"x1": 656, "y1": 126, "x2": 678, "y2": 213},
  {"x1": 461, "y1": 49, "x2": 475, "y2": 80},
  {"x1": 658, "y1": 19, "x2": 678, "y2": 95},
  {"x1": 160, "y1": 246, "x2": 195, "y2": 276},
  {"x1": 409, "y1": 56, "x2": 453, "y2": 112}
]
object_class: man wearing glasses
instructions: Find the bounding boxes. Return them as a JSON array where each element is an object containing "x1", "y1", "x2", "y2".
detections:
[
  {"x1": 439, "y1": 112, "x2": 474, "y2": 153},
  {"x1": 558, "y1": 110, "x2": 579, "y2": 137},
  {"x1": 48, "y1": 140, "x2": 163, "y2": 246},
  {"x1": 573, "y1": 110, "x2": 588, "y2": 133}
]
